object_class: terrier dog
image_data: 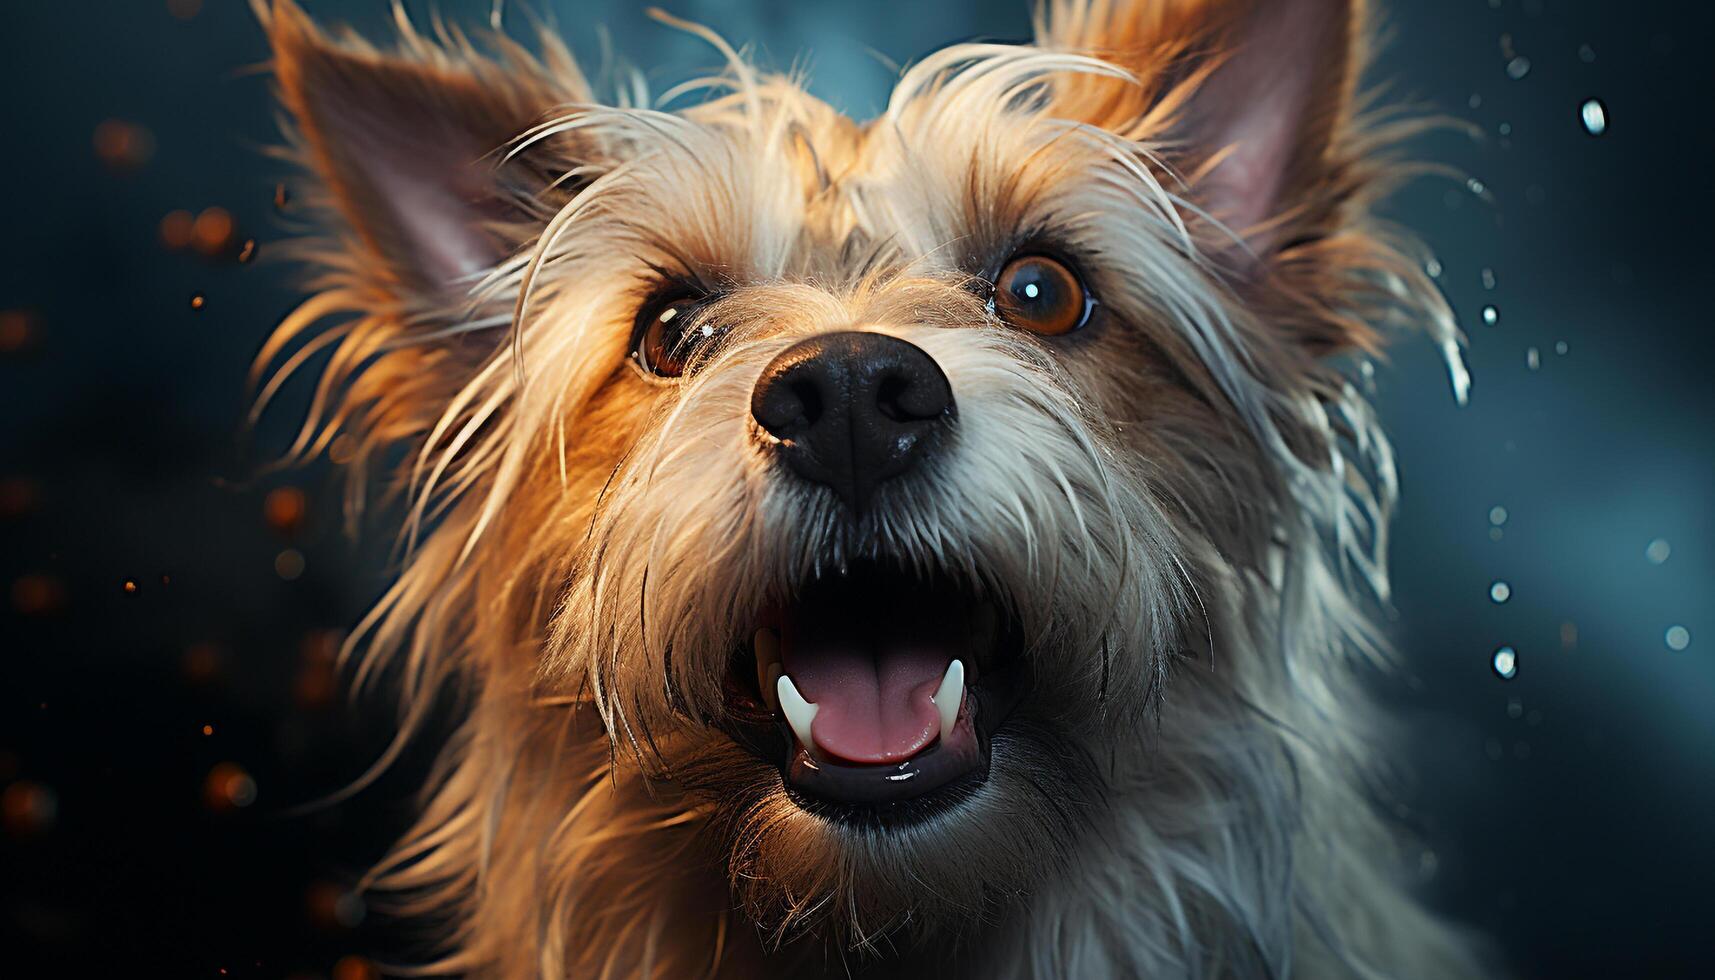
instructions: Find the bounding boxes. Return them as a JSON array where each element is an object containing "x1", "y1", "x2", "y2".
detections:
[{"x1": 255, "y1": 0, "x2": 1484, "y2": 975}]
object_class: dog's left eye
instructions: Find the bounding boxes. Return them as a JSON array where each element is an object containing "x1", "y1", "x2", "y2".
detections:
[
  {"x1": 634, "y1": 292, "x2": 716, "y2": 378},
  {"x1": 991, "y1": 254, "x2": 1094, "y2": 336}
]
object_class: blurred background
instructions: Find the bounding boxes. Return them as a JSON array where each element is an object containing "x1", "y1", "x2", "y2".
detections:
[{"x1": 1, "y1": 1, "x2": 1710, "y2": 976}]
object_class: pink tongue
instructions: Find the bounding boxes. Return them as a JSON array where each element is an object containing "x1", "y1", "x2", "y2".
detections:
[{"x1": 782, "y1": 636, "x2": 948, "y2": 764}]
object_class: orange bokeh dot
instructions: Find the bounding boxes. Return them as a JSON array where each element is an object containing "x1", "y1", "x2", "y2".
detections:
[
  {"x1": 11, "y1": 573, "x2": 67, "y2": 616},
  {"x1": 160, "y1": 210, "x2": 194, "y2": 249},
  {"x1": 203, "y1": 762, "x2": 257, "y2": 811},
  {"x1": 93, "y1": 119, "x2": 154, "y2": 170},
  {"x1": 0, "y1": 310, "x2": 37, "y2": 353},
  {"x1": 332, "y1": 955, "x2": 379, "y2": 980},
  {"x1": 183, "y1": 642, "x2": 223, "y2": 683},
  {"x1": 192, "y1": 207, "x2": 235, "y2": 255},
  {"x1": 264, "y1": 486, "x2": 307, "y2": 535},
  {"x1": 0, "y1": 477, "x2": 40, "y2": 518},
  {"x1": 1, "y1": 781, "x2": 57, "y2": 836}
]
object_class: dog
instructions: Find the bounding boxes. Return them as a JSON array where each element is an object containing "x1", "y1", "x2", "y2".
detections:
[{"x1": 254, "y1": 0, "x2": 1485, "y2": 975}]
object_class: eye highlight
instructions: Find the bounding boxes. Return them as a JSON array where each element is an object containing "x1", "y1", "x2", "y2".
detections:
[
  {"x1": 633, "y1": 290, "x2": 718, "y2": 378},
  {"x1": 991, "y1": 254, "x2": 1093, "y2": 336}
]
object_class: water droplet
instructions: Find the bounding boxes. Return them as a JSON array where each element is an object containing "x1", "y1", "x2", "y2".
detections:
[
  {"x1": 1506, "y1": 697, "x2": 1524, "y2": 719},
  {"x1": 1489, "y1": 506, "x2": 1509, "y2": 526},
  {"x1": 1555, "y1": 340, "x2": 1569, "y2": 355},
  {"x1": 1526, "y1": 346, "x2": 1540, "y2": 370},
  {"x1": 1646, "y1": 538, "x2": 1671, "y2": 564},
  {"x1": 1425, "y1": 258, "x2": 1443, "y2": 278},
  {"x1": 1580, "y1": 98, "x2": 1607, "y2": 136},
  {"x1": 189, "y1": 292, "x2": 206, "y2": 310},
  {"x1": 237, "y1": 239, "x2": 258, "y2": 264},
  {"x1": 1468, "y1": 93, "x2": 1483, "y2": 109},
  {"x1": 1665, "y1": 626, "x2": 1691, "y2": 651},
  {"x1": 1467, "y1": 177, "x2": 1491, "y2": 200},
  {"x1": 1506, "y1": 56, "x2": 1532, "y2": 80},
  {"x1": 1481, "y1": 268, "x2": 1497, "y2": 290},
  {"x1": 1490, "y1": 581, "x2": 1512, "y2": 603},
  {"x1": 1493, "y1": 646, "x2": 1518, "y2": 679},
  {"x1": 1482, "y1": 305, "x2": 1499, "y2": 326},
  {"x1": 1497, "y1": 121, "x2": 1512, "y2": 137},
  {"x1": 1578, "y1": 43, "x2": 1596, "y2": 63}
]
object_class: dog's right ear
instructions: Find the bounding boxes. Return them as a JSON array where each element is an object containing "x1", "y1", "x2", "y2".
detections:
[{"x1": 263, "y1": 0, "x2": 594, "y2": 313}]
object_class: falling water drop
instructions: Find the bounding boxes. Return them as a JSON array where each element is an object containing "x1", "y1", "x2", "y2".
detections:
[
  {"x1": 1489, "y1": 506, "x2": 1509, "y2": 526},
  {"x1": 1481, "y1": 268, "x2": 1497, "y2": 290},
  {"x1": 1526, "y1": 347, "x2": 1541, "y2": 370},
  {"x1": 1580, "y1": 98, "x2": 1608, "y2": 136},
  {"x1": 1578, "y1": 44, "x2": 1596, "y2": 63},
  {"x1": 1666, "y1": 626, "x2": 1691, "y2": 651},
  {"x1": 1493, "y1": 647, "x2": 1518, "y2": 680},
  {"x1": 1506, "y1": 56, "x2": 1532, "y2": 80},
  {"x1": 189, "y1": 292, "x2": 206, "y2": 311},
  {"x1": 1646, "y1": 539, "x2": 1671, "y2": 564},
  {"x1": 1555, "y1": 340, "x2": 1569, "y2": 355},
  {"x1": 1490, "y1": 581, "x2": 1512, "y2": 603},
  {"x1": 1482, "y1": 305, "x2": 1499, "y2": 326}
]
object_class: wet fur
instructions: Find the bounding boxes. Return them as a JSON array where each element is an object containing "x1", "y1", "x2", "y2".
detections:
[{"x1": 255, "y1": 0, "x2": 1485, "y2": 976}]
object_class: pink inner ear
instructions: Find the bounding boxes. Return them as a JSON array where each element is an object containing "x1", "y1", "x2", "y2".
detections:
[
  {"x1": 314, "y1": 88, "x2": 509, "y2": 293},
  {"x1": 1187, "y1": 0, "x2": 1350, "y2": 252}
]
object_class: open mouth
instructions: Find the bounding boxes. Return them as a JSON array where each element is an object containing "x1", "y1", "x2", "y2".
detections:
[{"x1": 723, "y1": 562, "x2": 1028, "y2": 816}]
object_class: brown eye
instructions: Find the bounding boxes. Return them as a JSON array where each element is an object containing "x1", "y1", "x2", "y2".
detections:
[
  {"x1": 634, "y1": 294, "x2": 704, "y2": 378},
  {"x1": 992, "y1": 254, "x2": 1092, "y2": 336}
]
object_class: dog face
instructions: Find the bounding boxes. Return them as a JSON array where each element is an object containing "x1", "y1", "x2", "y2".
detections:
[{"x1": 261, "y1": 0, "x2": 1467, "y2": 971}]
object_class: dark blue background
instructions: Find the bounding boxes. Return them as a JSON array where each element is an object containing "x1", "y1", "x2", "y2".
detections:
[{"x1": 2, "y1": 1, "x2": 1710, "y2": 976}]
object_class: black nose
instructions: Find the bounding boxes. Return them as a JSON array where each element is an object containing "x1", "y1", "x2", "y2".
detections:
[{"x1": 751, "y1": 331, "x2": 955, "y2": 511}]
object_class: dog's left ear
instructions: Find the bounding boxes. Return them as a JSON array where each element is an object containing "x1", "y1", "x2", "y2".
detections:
[{"x1": 1038, "y1": 0, "x2": 1362, "y2": 268}]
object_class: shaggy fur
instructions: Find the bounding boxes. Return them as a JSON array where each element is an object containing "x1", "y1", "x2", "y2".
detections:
[{"x1": 253, "y1": 0, "x2": 1484, "y2": 975}]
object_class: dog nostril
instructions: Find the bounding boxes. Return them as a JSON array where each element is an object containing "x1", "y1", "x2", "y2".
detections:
[
  {"x1": 752, "y1": 364, "x2": 825, "y2": 441},
  {"x1": 874, "y1": 375, "x2": 910, "y2": 424},
  {"x1": 789, "y1": 378, "x2": 824, "y2": 431},
  {"x1": 875, "y1": 369, "x2": 948, "y2": 424}
]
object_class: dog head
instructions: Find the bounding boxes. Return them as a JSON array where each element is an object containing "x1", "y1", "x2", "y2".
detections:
[{"x1": 259, "y1": 0, "x2": 1463, "y2": 971}]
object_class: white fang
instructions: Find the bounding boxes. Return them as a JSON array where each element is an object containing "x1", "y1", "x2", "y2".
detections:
[
  {"x1": 932, "y1": 659, "x2": 964, "y2": 742},
  {"x1": 776, "y1": 673, "x2": 819, "y2": 748}
]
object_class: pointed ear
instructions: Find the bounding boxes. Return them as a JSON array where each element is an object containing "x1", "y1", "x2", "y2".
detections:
[
  {"x1": 264, "y1": 0, "x2": 592, "y2": 306},
  {"x1": 1038, "y1": 0, "x2": 1363, "y2": 264}
]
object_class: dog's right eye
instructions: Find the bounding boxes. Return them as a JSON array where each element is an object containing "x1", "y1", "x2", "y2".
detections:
[{"x1": 633, "y1": 293, "x2": 708, "y2": 378}]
